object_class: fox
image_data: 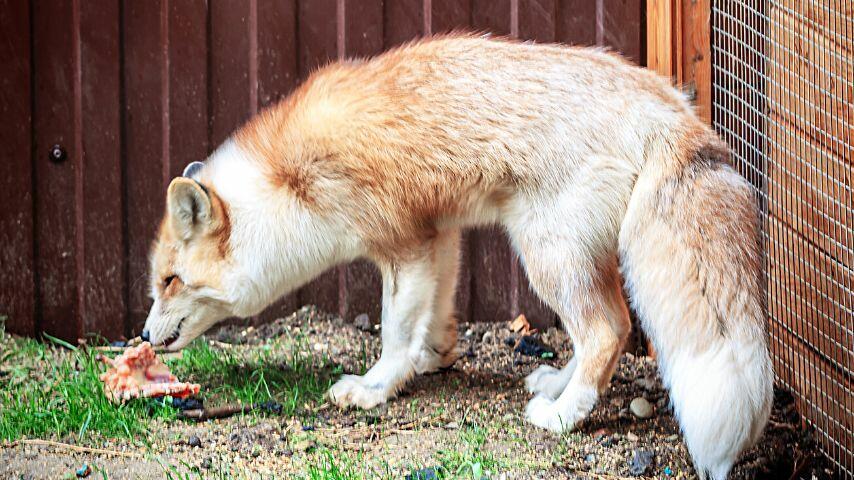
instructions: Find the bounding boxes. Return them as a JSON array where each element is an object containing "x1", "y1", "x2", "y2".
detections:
[{"x1": 141, "y1": 35, "x2": 773, "y2": 479}]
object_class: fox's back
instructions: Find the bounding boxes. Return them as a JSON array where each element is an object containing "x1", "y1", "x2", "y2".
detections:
[{"x1": 235, "y1": 35, "x2": 704, "y2": 247}]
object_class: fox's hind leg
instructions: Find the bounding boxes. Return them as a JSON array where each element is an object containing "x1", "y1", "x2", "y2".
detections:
[
  {"x1": 505, "y1": 164, "x2": 633, "y2": 431},
  {"x1": 526, "y1": 270, "x2": 629, "y2": 400},
  {"x1": 329, "y1": 230, "x2": 460, "y2": 409}
]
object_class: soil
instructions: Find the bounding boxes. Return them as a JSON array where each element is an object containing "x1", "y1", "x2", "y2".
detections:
[{"x1": 0, "y1": 307, "x2": 837, "y2": 479}]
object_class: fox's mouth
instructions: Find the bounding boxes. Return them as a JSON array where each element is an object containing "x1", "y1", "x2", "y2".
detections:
[{"x1": 162, "y1": 318, "x2": 185, "y2": 348}]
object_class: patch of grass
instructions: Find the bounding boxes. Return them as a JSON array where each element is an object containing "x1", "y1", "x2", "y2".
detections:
[
  {"x1": 435, "y1": 424, "x2": 499, "y2": 479},
  {"x1": 168, "y1": 336, "x2": 340, "y2": 415},
  {"x1": 0, "y1": 331, "x2": 176, "y2": 443},
  {"x1": 301, "y1": 448, "x2": 394, "y2": 480},
  {"x1": 0, "y1": 320, "x2": 339, "y2": 443}
]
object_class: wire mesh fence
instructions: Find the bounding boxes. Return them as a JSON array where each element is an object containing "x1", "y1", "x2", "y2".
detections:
[{"x1": 711, "y1": 0, "x2": 853, "y2": 475}]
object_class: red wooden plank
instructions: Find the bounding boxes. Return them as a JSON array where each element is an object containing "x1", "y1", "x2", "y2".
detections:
[
  {"x1": 32, "y1": 0, "x2": 82, "y2": 341},
  {"x1": 344, "y1": 0, "x2": 383, "y2": 59},
  {"x1": 469, "y1": 3, "x2": 515, "y2": 324},
  {"x1": 472, "y1": 0, "x2": 513, "y2": 36},
  {"x1": 456, "y1": 232, "x2": 473, "y2": 323},
  {"x1": 469, "y1": 226, "x2": 516, "y2": 324},
  {"x1": 385, "y1": 0, "x2": 425, "y2": 48},
  {"x1": 519, "y1": 0, "x2": 556, "y2": 42},
  {"x1": 123, "y1": 0, "x2": 167, "y2": 335},
  {"x1": 429, "y1": 0, "x2": 474, "y2": 322},
  {"x1": 298, "y1": 0, "x2": 338, "y2": 78},
  {"x1": 79, "y1": 0, "x2": 124, "y2": 339},
  {"x1": 555, "y1": 0, "x2": 596, "y2": 45},
  {"x1": 296, "y1": 0, "x2": 341, "y2": 314},
  {"x1": 601, "y1": 0, "x2": 643, "y2": 63},
  {"x1": 515, "y1": 1, "x2": 560, "y2": 330},
  {"x1": 167, "y1": 0, "x2": 209, "y2": 176},
  {"x1": 0, "y1": 0, "x2": 35, "y2": 336},
  {"x1": 253, "y1": 0, "x2": 300, "y2": 323},
  {"x1": 342, "y1": 260, "x2": 383, "y2": 323},
  {"x1": 257, "y1": 0, "x2": 298, "y2": 109},
  {"x1": 431, "y1": 0, "x2": 472, "y2": 34},
  {"x1": 339, "y1": 0, "x2": 384, "y2": 322},
  {"x1": 210, "y1": 0, "x2": 253, "y2": 147}
]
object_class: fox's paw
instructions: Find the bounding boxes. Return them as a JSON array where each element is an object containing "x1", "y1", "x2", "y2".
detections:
[
  {"x1": 525, "y1": 395, "x2": 576, "y2": 433},
  {"x1": 412, "y1": 345, "x2": 461, "y2": 374},
  {"x1": 525, "y1": 365, "x2": 566, "y2": 399},
  {"x1": 328, "y1": 375, "x2": 389, "y2": 410}
]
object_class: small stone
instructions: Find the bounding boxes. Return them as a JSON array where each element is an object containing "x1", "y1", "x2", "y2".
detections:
[
  {"x1": 354, "y1": 314, "x2": 372, "y2": 332},
  {"x1": 481, "y1": 330, "x2": 494, "y2": 343},
  {"x1": 405, "y1": 467, "x2": 439, "y2": 480},
  {"x1": 633, "y1": 377, "x2": 656, "y2": 391},
  {"x1": 628, "y1": 449, "x2": 654, "y2": 476},
  {"x1": 665, "y1": 434, "x2": 679, "y2": 442},
  {"x1": 75, "y1": 464, "x2": 91, "y2": 478},
  {"x1": 585, "y1": 453, "x2": 596, "y2": 464},
  {"x1": 444, "y1": 421, "x2": 459, "y2": 430},
  {"x1": 188, "y1": 435, "x2": 202, "y2": 448},
  {"x1": 629, "y1": 397, "x2": 654, "y2": 419},
  {"x1": 626, "y1": 432, "x2": 639, "y2": 442},
  {"x1": 464, "y1": 328, "x2": 474, "y2": 338},
  {"x1": 200, "y1": 458, "x2": 213, "y2": 469}
]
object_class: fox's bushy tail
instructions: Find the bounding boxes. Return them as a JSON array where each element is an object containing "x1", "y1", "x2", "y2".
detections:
[{"x1": 619, "y1": 132, "x2": 773, "y2": 480}]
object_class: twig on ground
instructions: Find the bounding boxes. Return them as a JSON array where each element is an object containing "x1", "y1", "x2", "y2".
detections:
[
  {"x1": 207, "y1": 340, "x2": 235, "y2": 349},
  {"x1": 1, "y1": 439, "x2": 143, "y2": 458}
]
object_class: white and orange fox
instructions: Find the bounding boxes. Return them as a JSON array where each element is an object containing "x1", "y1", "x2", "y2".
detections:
[{"x1": 142, "y1": 35, "x2": 772, "y2": 479}]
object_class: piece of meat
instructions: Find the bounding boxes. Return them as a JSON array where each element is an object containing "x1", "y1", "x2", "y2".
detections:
[{"x1": 98, "y1": 342, "x2": 200, "y2": 402}]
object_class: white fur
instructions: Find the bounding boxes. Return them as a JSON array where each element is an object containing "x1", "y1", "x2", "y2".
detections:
[
  {"x1": 525, "y1": 359, "x2": 576, "y2": 400},
  {"x1": 330, "y1": 229, "x2": 460, "y2": 408}
]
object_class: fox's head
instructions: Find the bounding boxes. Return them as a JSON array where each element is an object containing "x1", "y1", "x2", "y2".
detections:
[{"x1": 142, "y1": 162, "x2": 237, "y2": 350}]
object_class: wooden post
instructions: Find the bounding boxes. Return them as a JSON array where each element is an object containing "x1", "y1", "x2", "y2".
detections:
[{"x1": 647, "y1": 0, "x2": 712, "y2": 122}]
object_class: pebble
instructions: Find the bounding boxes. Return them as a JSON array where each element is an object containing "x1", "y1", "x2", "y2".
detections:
[
  {"x1": 630, "y1": 397, "x2": 654, "y2": 419},
  {"x1": 75, "y1": 464, "x2": 91, "y2": 478},
  {"x1": 626, "y1": 432, "x2": 639, "y2": 442},
  {"x1": 200, "y1": 457, "x2": 213, "y2": 469},
  {"x1": 464, "y1": 328, "x2": 474, "y2": 338},
  {"x1": 481, "y1": 330, "x2": 494, "y2": 343},
  {"x1": 353, "y1": 314, "x2": 372, "y2": 332},
  {"x1": 628, "y1": 449, "x2": 655, "y2": 476},
  {"x1": 633, "y1": 377, "x2": 656, "y2": 391},
  {"x1": 444, "y1": 421, "x2": 459, "y2": 430},
  {"x1": 406, "y1": 467, "x2": 439, "y2": 480},
  {"x1": 188, "y1": 435, "x2": 202, "y2": 448}
]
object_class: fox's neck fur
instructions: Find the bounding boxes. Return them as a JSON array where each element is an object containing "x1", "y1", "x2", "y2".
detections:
[{"x1": 202, "y1": 140, "x2": 361, "y2": 317}]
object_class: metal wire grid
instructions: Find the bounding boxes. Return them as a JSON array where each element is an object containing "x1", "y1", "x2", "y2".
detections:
[{"x1": 711, "y1": 0, "x2": 853, "y2": 476}]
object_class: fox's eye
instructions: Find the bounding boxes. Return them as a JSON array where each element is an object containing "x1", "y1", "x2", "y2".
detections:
[{"x1": 163, "y1": 275, "x2": 177, "y2": 288}]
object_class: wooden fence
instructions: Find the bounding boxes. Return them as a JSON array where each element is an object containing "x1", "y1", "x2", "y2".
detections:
[{"x1": 0, "y1": 0, "x2": 644, "y2": 341}]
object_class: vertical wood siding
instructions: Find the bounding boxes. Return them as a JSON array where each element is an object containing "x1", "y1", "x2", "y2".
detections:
[{"x1": 0, "y1": 0, "x2": 644, "y2": 341}]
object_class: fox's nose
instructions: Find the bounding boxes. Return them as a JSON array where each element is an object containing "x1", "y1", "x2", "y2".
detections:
[{"x1": 140, "y1": 329, "x2": 150, "y2": 343}]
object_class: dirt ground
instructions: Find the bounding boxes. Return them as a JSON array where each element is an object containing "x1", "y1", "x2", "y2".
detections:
[{"x1": 0, "y1": 307, "x2": 837, "y2": 479}]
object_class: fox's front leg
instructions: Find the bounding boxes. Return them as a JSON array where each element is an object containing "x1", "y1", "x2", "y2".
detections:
[{"x1": 329, "y1": 252, "x2": 439, "y2": 409}]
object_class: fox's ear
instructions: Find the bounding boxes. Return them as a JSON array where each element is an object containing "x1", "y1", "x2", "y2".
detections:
[{"x1": 167, "y1": 177, "x2": 213, "y2": 240}]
